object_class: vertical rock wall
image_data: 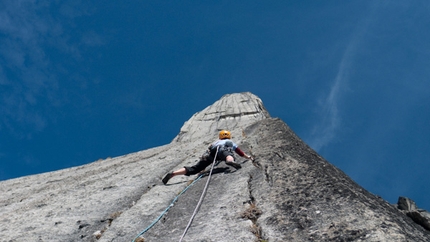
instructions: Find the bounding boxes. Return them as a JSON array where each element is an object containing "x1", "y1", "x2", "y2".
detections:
[{"x1": 1, "y1": 92, "x2": 429, "y2": 242}]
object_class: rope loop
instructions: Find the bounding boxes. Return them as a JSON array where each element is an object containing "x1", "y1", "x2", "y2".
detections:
[
  {"x1": 132, "y1": 146, "x2": 219, "y2": 242},
  {"x1": 179, "y1": 146, "x2": 219, "y2": 241},
  {"x1": 132, "y1": 174, "x2": 204, "y2": 242}
]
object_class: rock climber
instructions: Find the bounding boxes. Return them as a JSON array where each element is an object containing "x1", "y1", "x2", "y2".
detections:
[{"x1": 162, "y1": 130, "x2": 254, "y2": 185}]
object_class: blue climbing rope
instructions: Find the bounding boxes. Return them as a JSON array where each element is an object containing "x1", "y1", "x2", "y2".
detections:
[{"x1": 132, "y1": 174, "x2": 204, "y2": 242}]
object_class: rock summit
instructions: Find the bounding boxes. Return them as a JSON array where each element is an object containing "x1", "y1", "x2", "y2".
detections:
[{"x1": 1, "y1": 92, "x2": 429, "y2": 241}]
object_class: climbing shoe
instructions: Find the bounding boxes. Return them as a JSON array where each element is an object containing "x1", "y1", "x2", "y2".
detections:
[
  {"x1": 225, "y1": 161, "x2": 242, "y2": 169},
  {"x1": 162, "y1": 172, "x2": 173, "y2": 185}
]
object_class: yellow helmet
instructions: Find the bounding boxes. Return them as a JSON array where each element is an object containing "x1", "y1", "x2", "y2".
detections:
[{"x1": 219, "y1": 130, "x2": 231, "y2": 139}]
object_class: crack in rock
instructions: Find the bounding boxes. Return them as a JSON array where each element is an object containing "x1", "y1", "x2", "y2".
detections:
[{"x1": 241, "y1": 174, "x2": 266, "y2": 242}]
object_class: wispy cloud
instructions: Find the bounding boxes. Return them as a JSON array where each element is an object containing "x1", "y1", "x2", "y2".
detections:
[
  {"x1": 0, "y1": 1, "x2": 101, "y2": 138},
  {"x1": 0, "y1": 1, "x2": 50, "y2": 136},
  {"x1": 309, "y1": 3, "x2": 377, "y2": 152}
]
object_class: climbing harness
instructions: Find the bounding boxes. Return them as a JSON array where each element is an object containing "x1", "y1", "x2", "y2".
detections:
[
  {"x1": 179, "y1": 146, "x2": 219, "y2": 242},
  {"x1": 131, "y1": 146, "x2": 219, "y2": 242}
]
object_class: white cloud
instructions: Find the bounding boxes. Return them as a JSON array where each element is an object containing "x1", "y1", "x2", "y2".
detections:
[
  {"x1": 0, "y1": 1, "x2": 52, "y2": 134},
  {"x1": 81, "y1": 31, "x2": 105, "y2": 47},
  {"x1": 0, "y1": 0, "x2": 100, "y2": 138},
  {"x1": 308, "y1": 3, "x2": 377, "y2": 152}
]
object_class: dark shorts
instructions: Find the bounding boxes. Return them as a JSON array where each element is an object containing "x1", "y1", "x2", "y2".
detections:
[{"x1": 184, "y1": 148, "x2": 235, "y2": 176}]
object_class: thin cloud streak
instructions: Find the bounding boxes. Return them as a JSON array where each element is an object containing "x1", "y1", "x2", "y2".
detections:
[{"x1": 309, "y1": 3, "x2": 377, "y2": 152}]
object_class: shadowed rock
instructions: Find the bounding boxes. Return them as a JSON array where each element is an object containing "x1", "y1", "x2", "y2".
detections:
[
  {"x1": 1, "y1": 92, "x2": 429, "y2": 242},
  {"x1": 398, "y1": 197, "x2": 430, "y2": 231}
]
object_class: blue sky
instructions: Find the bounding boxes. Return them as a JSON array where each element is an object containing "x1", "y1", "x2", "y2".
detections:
[{"x1": 1, "y1": 1, "x2": 429, "y2": 210}]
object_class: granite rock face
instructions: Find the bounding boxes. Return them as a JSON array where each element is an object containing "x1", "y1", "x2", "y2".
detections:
[
  {"x1": 398, "y1": 197, "x2": 430, "y2": 231},
  {"x1": 174, "y1": 92, "x2": 270, "y2": 143},
  {"x1": 1, "y1": 92, "x2": 429, "y2": 242}
]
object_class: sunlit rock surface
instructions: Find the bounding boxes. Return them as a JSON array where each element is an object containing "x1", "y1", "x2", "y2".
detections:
[{"x1": 1, "y1": 92, "x2": 429, "y2": 242}]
